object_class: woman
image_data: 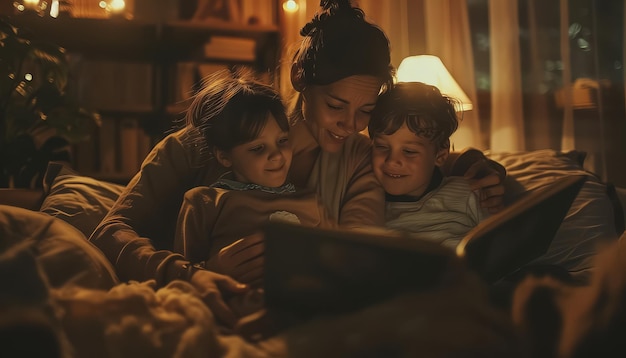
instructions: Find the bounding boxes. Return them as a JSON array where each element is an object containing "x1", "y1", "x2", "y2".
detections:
[{"x1": 90, "y1": 0, "x2": 505, "y2": 328}]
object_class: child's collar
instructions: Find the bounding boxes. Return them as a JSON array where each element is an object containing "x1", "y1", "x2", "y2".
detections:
[{"x1": 210, "y1": 173, "x2": 296, "y2": 195}]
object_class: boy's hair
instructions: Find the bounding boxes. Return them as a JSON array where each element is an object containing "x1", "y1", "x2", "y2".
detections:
[
  {"x1": 289, "y1": 0, "x2": 394, "y2": 123},
  {"x1": 185, "y1": 68, "x2": 289, "y2": 152},
  {"x1": 368, "y1": 82, "x2": 460, "y2": 150}
]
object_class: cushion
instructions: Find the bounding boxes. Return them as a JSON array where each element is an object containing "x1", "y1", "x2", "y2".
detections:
[
  {"x1": 39, "y1": 162, "x2": 124, "y2": 239},
  {"x1": 487, "y1": 150, "x2": 620, "y2": 281},
  {"x1": 0, "y1": 205, "x2": 119, "y2": 290}
]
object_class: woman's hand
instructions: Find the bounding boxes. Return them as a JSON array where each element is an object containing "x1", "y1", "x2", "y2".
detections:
[
  {"x1": 206, "y1": 232, "x2": 265, "y2": 286},
  {"x1": 189, "y1": 269, "x2": 249, "y2": 328},
  {"x1": 464, "y1": 159, "x2": 506, "y2": 214}
]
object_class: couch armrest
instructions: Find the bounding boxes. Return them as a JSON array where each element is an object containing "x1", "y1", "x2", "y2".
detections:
[{"x1": 0, "y1": 189, "x2": 45, "y2": 211}]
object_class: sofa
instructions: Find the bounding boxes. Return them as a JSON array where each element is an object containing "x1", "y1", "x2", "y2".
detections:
[{"x1": 1, "y1": 149, "x2": 625, "y2": 357}]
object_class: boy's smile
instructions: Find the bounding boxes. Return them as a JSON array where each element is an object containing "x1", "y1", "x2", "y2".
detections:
[{"x1": 371, "y1": 123, "x2": 448, "y2": 197}]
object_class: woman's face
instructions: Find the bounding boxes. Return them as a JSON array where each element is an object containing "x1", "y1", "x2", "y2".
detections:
[{"x1": 301, "y1": 75, "x2": 382, "y2": 153}]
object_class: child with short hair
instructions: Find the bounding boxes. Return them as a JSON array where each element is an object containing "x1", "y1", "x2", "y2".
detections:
[
  {"x1": 174, "y1": 69, "x2": 336, "y2": 288},
  {"x1": 368, "y1": 81, "x2": 489, "y2": 248}
]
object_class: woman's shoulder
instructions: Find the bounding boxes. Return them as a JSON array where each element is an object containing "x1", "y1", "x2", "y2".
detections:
[
  {"x1": 157, "y1": 127, "x2": 198, "y2": 149},
  {"x1": 154, "y1": 128, "x2": 218, "y2": 170}
]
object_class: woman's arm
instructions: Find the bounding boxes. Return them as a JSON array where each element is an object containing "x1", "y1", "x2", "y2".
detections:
[
  {"x1": 90, "y1": 129, "x2": 199, "y2": 283},
  {"x1": 89, "y1": 129, "x2": 248, "y2": 327},
  {"x1": 338, "y1": 136, "x2": 386, "y2": 228}
]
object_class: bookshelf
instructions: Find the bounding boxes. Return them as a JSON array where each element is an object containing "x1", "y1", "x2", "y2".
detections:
[{"x1": 5, "y1": 13, "x2": 281, "y2": 183}]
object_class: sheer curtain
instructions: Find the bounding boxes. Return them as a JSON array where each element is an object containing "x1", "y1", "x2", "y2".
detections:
[
  {"x1": 359, "y1": 0, "x2": 483, "y2": 150},
  {"x1": 422, "y1": 0, "x2": 482, "y2": 150},
  {"x1": 488, "y1": 0, "x2": 525, "y2": 152}
]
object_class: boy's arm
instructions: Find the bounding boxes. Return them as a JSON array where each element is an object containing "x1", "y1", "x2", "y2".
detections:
[
  {"x1": 443, "y1": 148, "x2": 506, "y2": 180},
  {"x1": 443, "y1": 148, "x2": 507, "y2": 213}
]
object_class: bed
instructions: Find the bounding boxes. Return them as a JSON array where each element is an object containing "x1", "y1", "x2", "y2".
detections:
[{"x1": 1, "y1": 149, "x2": 624, "y2": 357}]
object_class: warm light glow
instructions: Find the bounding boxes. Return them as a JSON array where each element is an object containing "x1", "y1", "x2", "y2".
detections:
[
  {"x1": 109, "y1": 0, "x2": 125, "y2": 13},
  {"x1": 22, "y1": 0, "x2": 39, "y2": 11},
  {"x1": 397, "y1": 55, "x2": 473, "y2": 112},
  {"x1": 49, "y1": 0, "x2": 59, "y2": 17},
  {"x1": 99, "y1": 0, "x2": 125, "y2": 14},
  {"x1": 283, "y1": 0, "x2": 299, "y2": 13}
]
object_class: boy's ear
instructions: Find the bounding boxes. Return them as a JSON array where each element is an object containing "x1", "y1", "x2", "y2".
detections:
[
  {"x1": 435, "y1": 147, "x2": 449, "y2": 167},
  {"x1": 291, "y1": 62, "x2": 306, "y2": 92},
  {"x1": 215, "y1": 149, "x2": 232, "y2": 168}
]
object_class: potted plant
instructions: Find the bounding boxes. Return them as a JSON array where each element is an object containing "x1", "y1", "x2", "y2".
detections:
[{"x1": 0, "y1": 15, "x2": 100, "y2": 188}]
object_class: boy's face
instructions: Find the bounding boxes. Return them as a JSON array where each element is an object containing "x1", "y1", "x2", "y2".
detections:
[
  {"x1": 216, "y1": 115, "x2": 292, "y2": 188},
  {"x1": 371, "y1": 123, "x2": 448, "y2": 197}
]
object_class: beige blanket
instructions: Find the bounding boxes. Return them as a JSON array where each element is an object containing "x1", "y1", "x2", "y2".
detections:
[{"x1": 1, "y1": 205, "x2": 520, "y2": 357}]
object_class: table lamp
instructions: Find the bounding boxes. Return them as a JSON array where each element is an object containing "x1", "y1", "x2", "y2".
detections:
[{"x1": 396, "y1": 55, "x2": 473, "y2": 112}]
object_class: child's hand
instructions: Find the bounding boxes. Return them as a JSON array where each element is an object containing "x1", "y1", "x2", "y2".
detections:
[
  {"x1": 188, "y1": 269, "x2": 249, "y2": 328},
  {"x1": 206, "y1": 232, "x2": 265, "y2": 286}
]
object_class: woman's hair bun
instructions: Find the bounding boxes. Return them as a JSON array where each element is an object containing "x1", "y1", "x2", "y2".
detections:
[
  {"x1": 294, "y1": 0, "x2": 392, "y2": 88},
  {"x1": 300, "y1": 0, "x2": 362, "y2": 36}
]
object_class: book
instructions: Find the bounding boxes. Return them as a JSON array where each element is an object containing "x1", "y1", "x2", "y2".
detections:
[
  {"x1": 456, "y1": 174, "x2": 587, "y2": 283},
  {"x1": 262, "y1": 174, "x2": 587, "y2": 319}
]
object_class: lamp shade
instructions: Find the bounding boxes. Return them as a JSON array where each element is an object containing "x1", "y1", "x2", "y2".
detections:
[{"x1": 396, "y1": 55, "x2": 473, "y2": 112}]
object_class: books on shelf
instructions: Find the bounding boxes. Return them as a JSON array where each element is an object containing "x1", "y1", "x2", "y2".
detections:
[
  {"x1": 197, "y1": 63, "x2": 231, "y2": 81},
  {"x1": 120, "y1": 119, "x2": 140, "y2": 175},
  {"x1": 174, "y1": 62, "x2": 199, "y2": 104},
  {"x1": 75, "y1": 117, "x2": 152, "y2": 180},
  {"x1": 185, "y1": 0, "x2": 275, "y2": 25},
  {"x1": 73, "y1": 136, "x2": 98, "y2": 174},
  {"x1": 203, "y1": 36, "x2": 256, "y2": 62},
  {"x1": 75, "y1": 60, "x2": 153, "y2": 112},
  {"x1": 173, "y1": 62, "x2": 231, "y2": 110},
  {"x1": 98, "y1": 118, "x2": 117, "y2": 174}
]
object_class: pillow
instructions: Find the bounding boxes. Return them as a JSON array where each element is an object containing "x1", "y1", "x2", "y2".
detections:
[
  {"x1": 486, "y1": 150, "x2": 620, "y2": 281},
  {"x1": 0, "y1": 205, "x2": 119, "y2": 290},
  {"x1": 39, "y1": 162, "x2": 124, "y2": 238}
]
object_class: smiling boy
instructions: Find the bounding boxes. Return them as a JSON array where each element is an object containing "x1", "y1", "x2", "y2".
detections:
[{"x1": 368, "y1": 82, "x2": 489, "y2": 249}]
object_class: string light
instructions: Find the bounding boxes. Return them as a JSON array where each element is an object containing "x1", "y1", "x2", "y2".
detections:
[
  {"x1": 99, "y1": 0, "x2": 125, "y2": 16},
  {"x1": 283, "y1": 0, "x2": 299, "y2": 13}
]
